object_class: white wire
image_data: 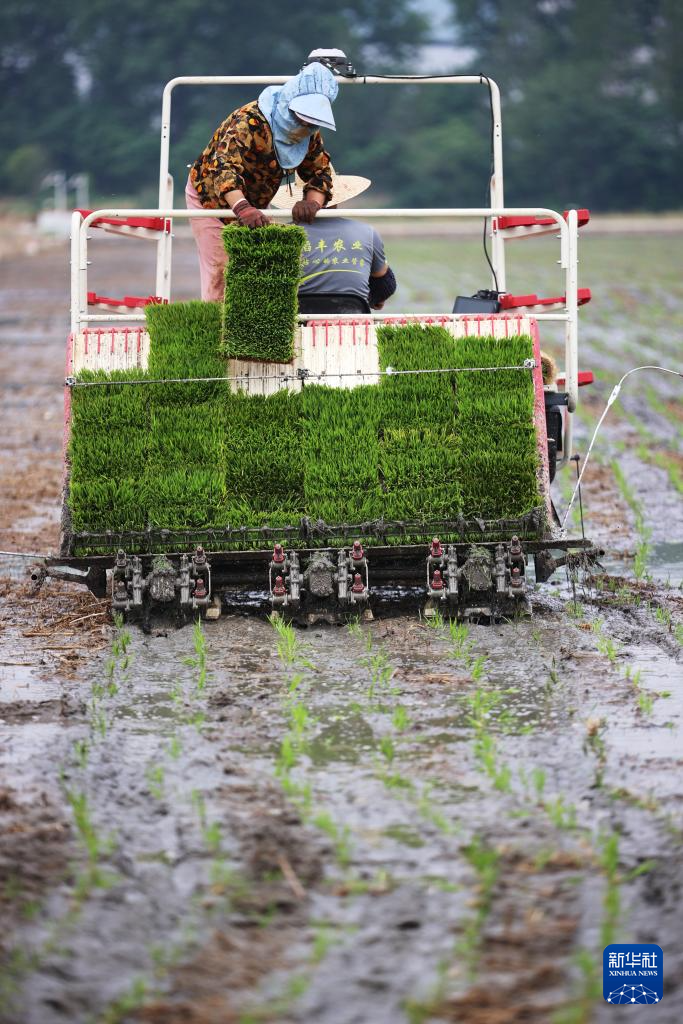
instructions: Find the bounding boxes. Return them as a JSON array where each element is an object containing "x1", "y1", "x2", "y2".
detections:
[
  {"x1": 561, "y1": 365, "x2": 682, "y2": 530},
  {"x1": 0, "y1": 550, "x2": 46, "y2": 559},
  {"x1": 65, "y1": 361, "x2": 535, "y2": 388}
]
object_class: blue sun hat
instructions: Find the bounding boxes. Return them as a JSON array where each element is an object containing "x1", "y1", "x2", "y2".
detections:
[{"x1": 258, "y1": 62, "x2": 338, "y2": 171}]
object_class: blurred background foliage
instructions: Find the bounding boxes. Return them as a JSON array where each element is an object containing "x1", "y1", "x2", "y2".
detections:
[{"x1": 1, "y1": 0, "x2": 681, "y2": 210}]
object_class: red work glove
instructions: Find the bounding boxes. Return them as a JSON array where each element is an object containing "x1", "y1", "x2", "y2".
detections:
[
  {"x1": 291, "y1": 198, "x2": 322, "y2": 224},
  {"x1": 232, "y1": 200, "x2": 271, "y2": 228}
]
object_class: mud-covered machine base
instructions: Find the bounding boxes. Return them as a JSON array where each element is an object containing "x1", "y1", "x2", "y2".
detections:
[{"x1": 43, "y1": 530, "x2": 599, "y2": 627}]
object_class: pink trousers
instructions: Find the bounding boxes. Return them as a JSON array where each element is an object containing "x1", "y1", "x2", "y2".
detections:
[{"x1": 185, "y1": 175, "x2": 228, "y2": 302}]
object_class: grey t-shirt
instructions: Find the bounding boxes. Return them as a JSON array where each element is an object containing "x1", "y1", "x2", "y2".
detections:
[{"x1": 298, "y1": 217, "x2": 386, "y2": 301}]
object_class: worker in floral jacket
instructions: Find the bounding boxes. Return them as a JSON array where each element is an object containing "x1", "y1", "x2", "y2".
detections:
[{"x1": 186, "y1": 62, "x2": 338, "y2": 300}]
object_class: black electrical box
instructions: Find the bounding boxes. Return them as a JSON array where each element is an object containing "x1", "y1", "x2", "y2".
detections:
[{"x1": 453, "y1": 289, "x2": 501, "y2": 314}]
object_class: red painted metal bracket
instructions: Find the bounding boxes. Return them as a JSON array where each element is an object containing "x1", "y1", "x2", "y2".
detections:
[
  {"x1": 76, "y1": 209, "x2": 170, "y2": 233},
  {"x1": 87, "y1": 292, "x2": 166, "y2": 309},
  {"x1": 495, "y1": 209, "x2": 590, "y2": 231},
  {"x1": 499, "y1": 288, "x2": 591, "y2": 311}
]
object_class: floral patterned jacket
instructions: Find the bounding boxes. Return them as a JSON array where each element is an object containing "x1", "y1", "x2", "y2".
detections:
[{"x1": 189, "y1": 101, "x2": 333, "y2": 210}]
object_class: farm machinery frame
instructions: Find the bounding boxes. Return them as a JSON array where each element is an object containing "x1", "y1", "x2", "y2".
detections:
[{"x1": 46, "y1": 71, "x2": 599, "y2": 624}]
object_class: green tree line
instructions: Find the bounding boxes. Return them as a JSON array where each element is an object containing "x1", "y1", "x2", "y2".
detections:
[{"x1": 1, "y1": 0, "x2": 681, "y2": 211}]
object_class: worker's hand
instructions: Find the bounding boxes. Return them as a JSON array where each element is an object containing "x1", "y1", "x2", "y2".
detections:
[
  {"x1": 232, "y1": 200, "x2": 271, "y2": 229},
  {"x1": 292, "y1": 198, "x2": 322, "y2": 224}
]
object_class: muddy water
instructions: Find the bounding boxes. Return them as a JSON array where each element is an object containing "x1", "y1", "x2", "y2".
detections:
[
  {"x1": 2, "y1": 592, "x2": 682, "y2": 1023},
  {"x1": 1, "y1": 233, "x2": 682, "y2": 1023}
]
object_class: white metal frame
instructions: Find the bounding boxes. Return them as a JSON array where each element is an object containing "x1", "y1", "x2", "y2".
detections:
[
  {"x1": 156, "y1": 75, "x2": 507, "y2": 297},
  {"x1": 69, "y1": 74, "x2": 581, "y2": 451}
]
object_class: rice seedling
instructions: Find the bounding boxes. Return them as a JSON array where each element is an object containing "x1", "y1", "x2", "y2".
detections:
[
  {"x1": 185, "y1": 709, "x2": 206, "y2": 731},
  {"x1": 311, "y1": 811, "x2": 352, "y2": 867},
  {"x1": 69, "y1": 477, "x2": 147, "y2": 534},
  {"x1": 449, "y1": 621, "x2": 473, "y2": 659},
  {"x1": 544, "y1": 794, "x2": 577, "y2": 830},
  {"x1": 270, "y1": 614, "x2": 301, "y2": 665},
  {"x1": 424, "y1": 608, "x2": 445, "y2": 629},
  {"x1": 551, "y1": 949, "x2": 602, "y2": 1024},
  {"x1": 653, "y1": 604, "x2": 672, "y2": 630},
  {"x1": 167, "y1": 735, "x2": 182, "y2": 759},
  {"x1": 145, "y1": 763, "x2": 165, "y2": 800},
  {"x1": 99, "y1": 977, "x2": 149, "y2": 1024},
  {"x1": 545, "y1": 659, "x2": 560, "y2": 693},
  {"x1": 456, "y1": 834, "x2": 501, "y2": 975},
  {"x1": 475, "y1": 731, "x2": 512, "y2": 792},
  {"x1": 470, "y1": 654, "x2": 487, "y2": 681},
  {"x1": 221, "y1": 224, "x2": 306, "y2": 363},
  {"x1": 310, "y1": 922, "x2": 340, "y2": 964},
  {"x1": 68, "y1": 318, "x2": 544, "y2": 549},
  {"x1": 64, "y1": 787, "x2": 113, "y2": 866},
  {"x1": 73, "y1": 738, "x2": 90, "y2": 769},
  {"x1": 531, "y1": 766, "x2": 546, "y2": 801},
  {"x1": 610, "y1": 459, "x2": 652, "y2": 579},
  {"x1": 379, "y1": 736, "x2": 396, "y2": 764},
  {"x1": 637, "y1": 690, "x2": 655, "y2": 715},
  {"x1": 595, "y1": 831, "x2": 621, "y2": 949},
  {"x1": 202, "y1": 821, "x2": 222, "y2": 855},
  {"x1": 392, "y1": 705, "x2": 411, "y2": 732},
  {"x1": 583, "y1": 717, "x2": 608, "y2": 788},
  {"x1": 145, "y1": 468, "x2": 227, "y2": 529},
  {"x1": 224, "y1": 390, "x2": 304, "y2": 526},
  {"x1": 190, "y1": 619, "x2": 208, "y2": 694},
  {"x1": 146, "y1": 300, "x2": 227, "y2": 405},
  {"x1": 301, "y1": 383, "x2": 383, "y2": 524}
]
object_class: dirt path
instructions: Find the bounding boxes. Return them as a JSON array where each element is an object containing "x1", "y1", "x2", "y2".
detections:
[{"x1": 1, "y1": 234, "x2": 682, "y2": 1024}]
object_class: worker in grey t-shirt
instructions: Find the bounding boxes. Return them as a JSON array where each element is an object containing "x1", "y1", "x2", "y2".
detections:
[{"x1": 271, "y1": 169, "x2": 397, "y2": 314}]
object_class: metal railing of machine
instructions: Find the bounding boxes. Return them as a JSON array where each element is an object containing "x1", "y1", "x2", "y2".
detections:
[{"x1": 70, "y1": 204, "x2": 579, "y2": 409}]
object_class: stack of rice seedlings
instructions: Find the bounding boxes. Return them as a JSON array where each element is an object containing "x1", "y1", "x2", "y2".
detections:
[
  {"x1": 221, "y1": 225, "x2": 306, "y2": 363},
  {"x1": 144, "y1": 301, "x2": 228, "y2": 531},
  {"x1": 68, "y1": 370, "x2": 149, "y2": 547},
  {"x1": 145, "y1": 300, "x2": 227, "y2": 405},
  {"x1": 145, "y1": 468, "x2": 227, "y2": 531},
  {"x1": 452, "y1": 334, "x2": 541, "y2": 523},
  {"x1": 377, "y1": 325, "x2": 462, "y2": 530},
  {"x1": 223, "y1": 390, "x2": 305, "y2": 532},
  {"x1": 146, "y1": 404, "x2": 225, "y2": 470},
  {"x1": 301, "y1": 385, "x2": 383, "y2": 529}
]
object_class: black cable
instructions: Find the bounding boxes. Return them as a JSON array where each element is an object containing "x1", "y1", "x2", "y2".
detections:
[
  {"x1": 363, "y1": 73, "x2": 470, "y2": 80},
  {"x1": 361, "y1": 71, "x2": 500, "y2": 293},
  {"x1": 479, "y1": 73, "x2": 499, "y2": 294}
]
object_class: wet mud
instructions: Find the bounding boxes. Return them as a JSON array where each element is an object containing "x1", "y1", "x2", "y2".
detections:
[{"x1": 1, "y1": 232, "x2": 682, "y2": 1023}]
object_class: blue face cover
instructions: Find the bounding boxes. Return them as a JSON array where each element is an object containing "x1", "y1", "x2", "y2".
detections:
[{"x1": 258, "y1": 63, "x2": 338, "y2": 171}]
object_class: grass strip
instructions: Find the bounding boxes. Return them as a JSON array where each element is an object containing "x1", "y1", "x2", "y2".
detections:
[
  {"x1": 224, "y1": 390, "x2": 304, "y2": 526},
  {"x1": 301, "y1": 384, "x2": 384, "y2": 526},
  {"x1": 145, "y1": 300, "x2": 227, "y2": 405},
  {"x1": 452, "y1": 334, "x2": 540, "y2": 519},
  {"x1": 377, "y1": 325, "x2": 461, "y2": 521},
  {"x1": 145, "y1": 468, "x2": 227, "y2": 529},
  {"x1": 68, "y1": 318, "x2": 543, "y2": 550},
  {"x1": 221, "y1": 224, "x2": 306, "y2": 363},
  {"x1": 68, "y1": 370, "x2": 149, "y2": 544}
]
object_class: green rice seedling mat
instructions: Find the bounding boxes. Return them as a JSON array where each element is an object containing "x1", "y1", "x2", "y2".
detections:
[
  {"x1": 221, "y1": 224, "x2": 306, "y2": 363},
  {"x1": 67, "y1": 316, "x2": 545, "y2": 555}
]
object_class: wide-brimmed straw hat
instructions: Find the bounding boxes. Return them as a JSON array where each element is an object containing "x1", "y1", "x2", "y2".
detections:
[{"x1": 271, "y1": 166, "x2": 371, "y2": 210}]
